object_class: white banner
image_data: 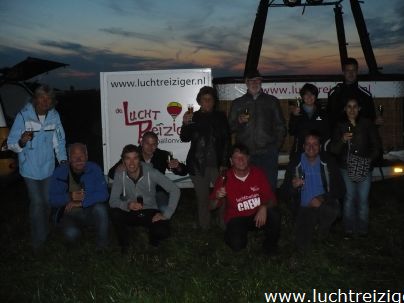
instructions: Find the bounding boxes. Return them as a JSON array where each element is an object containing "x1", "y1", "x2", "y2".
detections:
[
  {"x1": 217, "y1": 81, "x2": 404, "y2": 100},
  {"x1": 100, "y1": 69, "x2": 212, "y2": 181}
]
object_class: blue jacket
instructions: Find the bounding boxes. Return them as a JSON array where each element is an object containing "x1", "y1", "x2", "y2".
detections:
[
  {"x1": 49, "y1": 162, "x2": 109, "y2": 208},
  {"x1": 7, "y1": 102, "x2": 67, "y2": 180}
]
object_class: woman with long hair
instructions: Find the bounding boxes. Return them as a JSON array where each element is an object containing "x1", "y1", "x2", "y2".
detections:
[{"x1": 329, "y1": 98, "x2": 381, "y2": 237}]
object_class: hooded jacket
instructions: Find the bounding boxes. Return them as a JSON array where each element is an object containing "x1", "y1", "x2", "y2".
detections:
[
  {"x1": 109, "y1": 162, "x2": 180, "y2": 219},
  {"x1": 7, "y1": 102, "x2": 67, "y2": 180}
]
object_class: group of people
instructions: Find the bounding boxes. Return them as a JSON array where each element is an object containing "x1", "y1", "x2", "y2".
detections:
[
  {"x1": 283, "y1": 57, "x2": 382, "y2": 252},
  {"x1": 8, "y1": 57, "x2": 382, "y2": 256}
]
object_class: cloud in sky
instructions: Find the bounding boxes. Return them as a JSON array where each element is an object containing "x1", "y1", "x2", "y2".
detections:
[
  {"x1": 0, "y1": 0, "x2": 403, "y2": 89},
  {"x1": 99, "y1": 27, "x2": 167, "y2": 43},
  {"x1": 366, "y1": 2, "x2": 404, "y2": 49}
]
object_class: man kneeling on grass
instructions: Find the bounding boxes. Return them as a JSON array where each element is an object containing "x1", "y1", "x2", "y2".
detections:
[
  {"x1": 109, "y1": 144, "x2": 180, "y2": 253},
  {"x1": 281, "y1": 131, "x2": 345, "y2": 253},
  {"x1": 209, "y1": 144, "x2": 281, "y2": 254},
  {"x1": 49, "y1": 143, "x2": 109, "y2": 250}
]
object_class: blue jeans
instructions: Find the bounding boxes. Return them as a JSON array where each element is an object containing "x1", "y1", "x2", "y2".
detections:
[
  {"x1": 24, "y1": 177, "x2": 51, "y2": 250},
  {"x1": 250, "y1": 146, "x2": 279, "y2": 190},
  {"x1": 340, "y1": 169, "x2": 372, "y2": 234},
  {"x1": 61, "y1": 202, "x2": 109, "y2": 249}
]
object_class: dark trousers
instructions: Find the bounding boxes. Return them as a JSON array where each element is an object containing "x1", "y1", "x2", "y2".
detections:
[
  {"x1": 110, "y1": 208, "x2": 170, "y2": 248},
  {"x1": 224, "y1": 208, "x2": 281, "y2": 253},
  {"x1": 295, "y1": 199, "x2": 339, "y2": 252}
]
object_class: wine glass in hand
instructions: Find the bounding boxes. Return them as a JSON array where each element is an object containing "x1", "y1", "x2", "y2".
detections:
[
  {"x1": 217, "y1": 172, "x2": 227, "y2": 199},
  {"x1": 167, "y1": 152, "x2": 173, "y2": 171},
  {"x1": 244, "y1": 108, "x2": 250, "y2": 121},
  {"x1": 187, "y1": 104, "x2": 194, "y2": 123},
  {"x1": 378, "y1": 104, "x2": 384, "y2": 116},
  {"x1": 25, "y1": 127, "x2": 34, "y2": 149},
  {"x1": 137, "y1": 196, "x2": 143, "y2": 207},
  {"x1": 295, "y1": 98, "x2": 302, "y2": 116},
  {"x1": 137, "y1": 195, "x2": 144, "y2": 217},
  {"x1": 298, "y1": 171, "x2": 305, "y2": 190}
]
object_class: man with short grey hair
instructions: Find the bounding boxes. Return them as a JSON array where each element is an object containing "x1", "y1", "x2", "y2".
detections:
[
  {"x1": 229, "y1": 70, "x2": 286, "y2": 189},
  {"x1": 49, "y1": 143, "x2": 109, "y2": 250}
]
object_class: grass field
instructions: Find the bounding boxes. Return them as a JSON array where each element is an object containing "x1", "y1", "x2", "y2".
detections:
[{"x1": 1, "y1": 177, "x2": 403, "y2": 303}]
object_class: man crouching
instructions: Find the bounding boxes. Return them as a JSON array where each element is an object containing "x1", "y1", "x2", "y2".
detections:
[
  {"x1": 49, "y1": 143, "x2": 109, "y2": 250},
  {"x1": 109, "y1": 144, "x2": 180, "y2": 253},
  {"x1": 210, "y1": 144, "x2": 281, "y2": 254}
]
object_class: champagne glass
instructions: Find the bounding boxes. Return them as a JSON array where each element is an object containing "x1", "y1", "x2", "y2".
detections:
[
  {"x1": 167, "y1": 151, "x2": 173, "y2": 171},
  {"x1": 137, "y1": 196, "x2": 144, "y2": 207},
  {"x1": 137, "y1": 195, "x2": 144, "y2": 217},
  {"x1": 347, "y1": 125, "x2": 353, "y2": 137},
  {"x1": 347, "y1": 125, "x2": 353, "y2": 145},
  {"x1": 187, "y1": 104, "x2": 194, "y2": 123},
  {"x1": 295, "y1": 97, "x2": 302, "y2": 115},
  {"x1": 219, "y1": 171, "x2": 227, "y2": 200},
  {"x1": 244, "y1": 108, "x2": 250, "y2": 121},
  {"x1": 26, "y1": 127, "x2": 34, "y2": 149},
  {"x1": 297, "y1": 171, "x2": 305, "y2": 191},
  {"x1": 378, "y1": 104, "x2": 384, "y2": 116}
]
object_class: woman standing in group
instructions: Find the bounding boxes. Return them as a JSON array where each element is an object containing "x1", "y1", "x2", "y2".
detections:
[
  {"x1": 288, "y1": 83, "x2": 330, "y2": 159},
  {"x1": 329, "y1": 98, "x2": 381, "y2": 237},
  {"x1": 8, "y1": 85, "x2": 67, "y2": 252},
  {"x1": 180, "y1": 86, "x2": 230, "y2": 230}
]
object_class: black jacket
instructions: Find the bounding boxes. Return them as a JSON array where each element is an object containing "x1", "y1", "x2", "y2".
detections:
[
  {"x1": 180, "y1": 110, "x2": 230, "y2": 176},
  {"x1": 329, "y1": 117, "x2": 382, "y2": 169},
  {"x1": 327, "y1": 82, "x2": 376, "y2": 129},
  {"x1": 288, "y1": 105, "x2": 330, "y2": 157},
  {"x1": 228, "y1": 91, "x2": 286, "y2": 153}
]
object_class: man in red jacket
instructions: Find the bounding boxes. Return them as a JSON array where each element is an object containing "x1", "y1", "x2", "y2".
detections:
[{"x1": 210, "y1": 144, "x2": 280, "y2": 254}]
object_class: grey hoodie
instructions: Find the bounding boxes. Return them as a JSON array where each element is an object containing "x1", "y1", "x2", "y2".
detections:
[{"x1": 109, "y1": 162, "x2": 180, "y2": 219}]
